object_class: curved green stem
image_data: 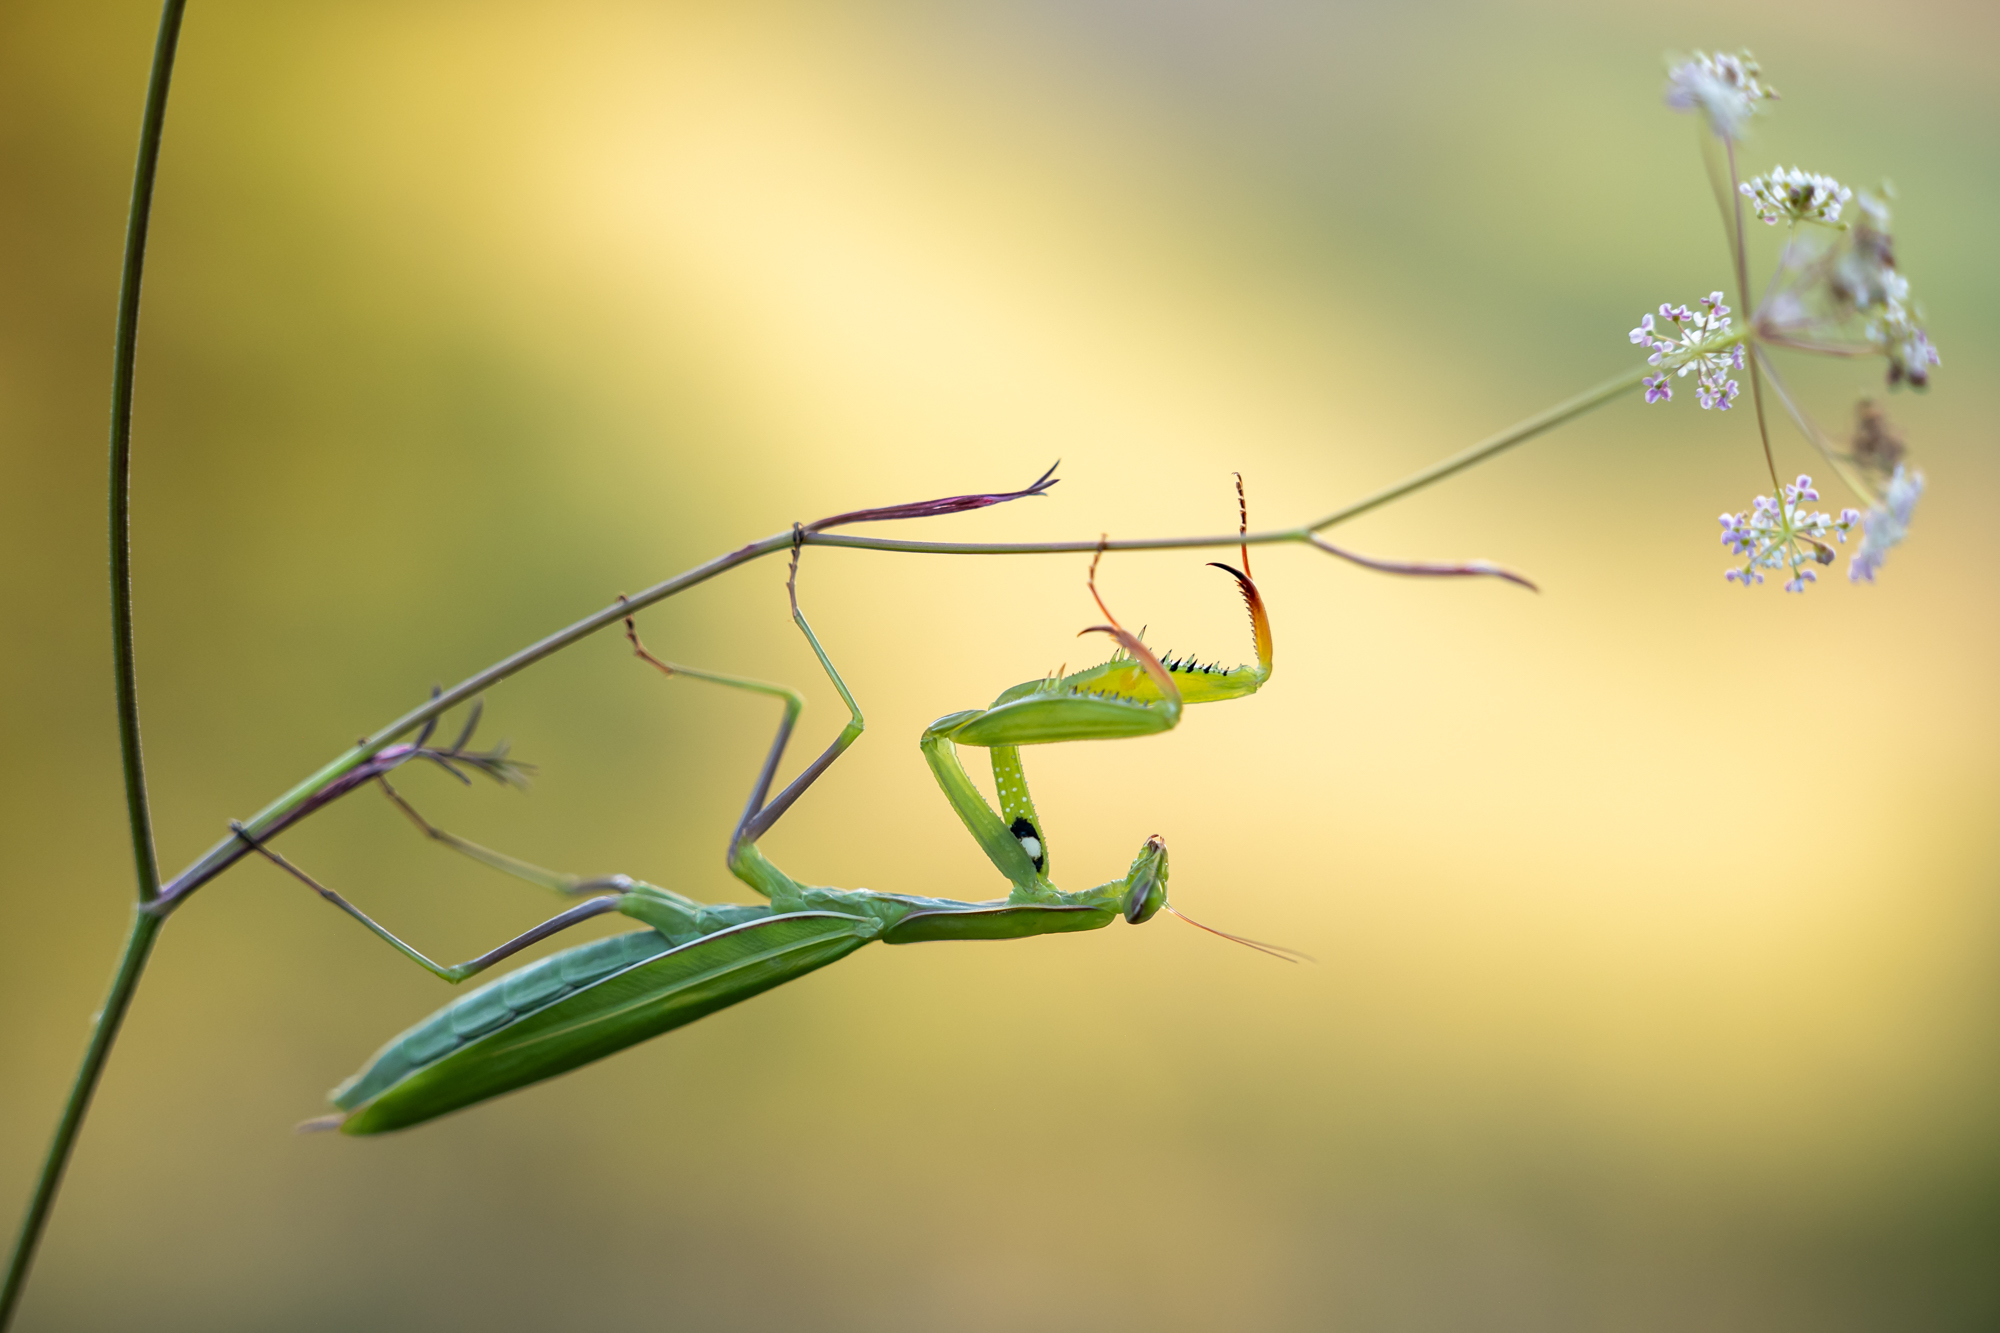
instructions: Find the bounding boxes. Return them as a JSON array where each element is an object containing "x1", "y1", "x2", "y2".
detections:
[
  {"x1": 1753, "y1": 348, "x2": 1881, "y2": 507},
  {"x1": 0, "y1": 913, "x2": 163, "y2": 1330},
  {"x1": 2, "y1": 5, "x2": 188, "y2": 1325},
  {"x1": 1300, "y1": 366, "x2": 1647, "y2": 531},
  {"x1": 111, "y1": 0, "x2": 187, "y2": 909},
  {"x1": 1724, "y1": 140, "x2": 1781, "y2": 492}
]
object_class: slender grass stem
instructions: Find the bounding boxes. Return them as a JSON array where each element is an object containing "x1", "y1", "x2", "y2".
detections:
[
  {"x1": 1756, "y1": 336, "x2": 1874, "y2": 358},
  {"x1": 0, "y1": 914, "x2": 163, "y2": 1330},
  {"x1": 2, "y1": 6, "x2": 188, "y2": 1325},
  {"x1": 1698, "y1": 125, "x2": 1739, "y2": 259},
  {"x1": 112, "y1": 0, "x2": 187, "y2": 904},
  {"x1": 1299, "y1": 366, "x2": 1647, "y2": 531},
  {"x1": 1754, "y1": 348, "x2": 1880, "y2": 506},
  {"x1": 1725, "y1": 140, "x2": 1781, "y2": 492}
]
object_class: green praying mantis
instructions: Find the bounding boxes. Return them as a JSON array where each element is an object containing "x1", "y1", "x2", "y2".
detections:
[{"x1": 244, "y1": 512, "x2": 1292, "y2": 1135}]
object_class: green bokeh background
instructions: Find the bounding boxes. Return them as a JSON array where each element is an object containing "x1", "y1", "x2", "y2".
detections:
[{"x1": 4, "y1": 2, "x2": 1997, "y2": 1328}]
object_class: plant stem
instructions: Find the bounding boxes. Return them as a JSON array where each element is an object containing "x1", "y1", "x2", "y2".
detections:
[
  {"x1": 2, "y1": 4, "x2": 187, "y2": 1325},
  {"x1": 112, "y1": 0, "x2": 186, "y2": 909},
  {"x1": 153, "y1": 363, "x2": 1645, "y2": 911},
  {"x1": 150, "y1": 530, "x2": 798, "y2": 909},
  {"x1": 1753, "y1": 348, "x2": 1880, "y2": 506},
  {"x1": 1299, "y1": 366, "x2": 1647, "y2": 531},
  {"x1": 0, "y1": 913, "x2": 163, "y2": 1331},
  {"x1": 1724, "y1": 139, "x2": 1781, "y2": 493},
  {"x1": 1697, "y1": 124, "x2": 1739, "y2": 259}
]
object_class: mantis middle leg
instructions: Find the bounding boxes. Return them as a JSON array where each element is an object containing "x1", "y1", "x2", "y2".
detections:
[{"x1": 621, "y1": 529, "x2": 865, "y2": 899}]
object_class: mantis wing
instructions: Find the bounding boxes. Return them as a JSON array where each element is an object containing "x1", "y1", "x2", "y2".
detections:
[{"x1": 333, "y1": 912, "x2": 876, "y2": 1134}]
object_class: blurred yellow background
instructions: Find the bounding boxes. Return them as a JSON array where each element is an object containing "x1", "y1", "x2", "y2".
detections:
[{"x1": 4, "y1": 1, "x2": 1997, "y2": 1328}]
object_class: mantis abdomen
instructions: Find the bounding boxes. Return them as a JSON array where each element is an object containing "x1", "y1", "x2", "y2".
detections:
[{"x1": 333, "y1": 913, "x2": 876, "y2": 1134}]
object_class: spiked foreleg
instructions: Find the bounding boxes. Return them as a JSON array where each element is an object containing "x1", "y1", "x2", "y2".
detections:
[
  {"x1": 989, "y1": 745, "x2": 1049, "y2": 878},
  {"x1": 919, "y1": 720, "x2": 1045, "y2": 893}
]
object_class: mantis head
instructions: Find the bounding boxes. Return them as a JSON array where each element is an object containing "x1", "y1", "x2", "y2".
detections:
[{"x1": 1116, "y1": 832, "x2": 1309, "y2": 961}]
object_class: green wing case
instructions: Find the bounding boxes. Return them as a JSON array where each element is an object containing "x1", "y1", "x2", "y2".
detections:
[
  {"x1": 333, "y1": 913, "x2": 877, "y2": 1134},
  {"x1": 331, "y1": 929, "x2": 672, "y2": 1113}
]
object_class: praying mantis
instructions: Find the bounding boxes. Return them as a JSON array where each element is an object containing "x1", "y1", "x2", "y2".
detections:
[{"x1": 251, "y1": 523, "x2": 1287, "y2": 1135}]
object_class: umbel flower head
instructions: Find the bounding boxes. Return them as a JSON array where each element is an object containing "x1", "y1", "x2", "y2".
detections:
[
  {"x1": 1719, "y1": 476, "x2": 1859, "y2": 593},
  {"x1": 1748, "y1": 186, "x2": 1942, "y2": 391},
  {"x1": 1664, "y1": 49, "x2": 1777, "y2": 140},
  {"x1": 1848, "y1": 465, "x2": 1924, "y2": 583},
  {"x1": 1631, "y1": 292, "x2": 1743, "y2": 409},
  {"x1": 1741, "y1": 166, "x2": 1850, "y2": 226},
  {"x1": 1865, "y1": 302, "x2": 1941, "y2": 388}
]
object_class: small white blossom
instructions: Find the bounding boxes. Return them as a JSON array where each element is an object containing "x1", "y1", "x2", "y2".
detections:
[
  {"x1": 1740, "y1": 166, "x2": 1850, "y2": 226},
  {"x1": 1864, "y1": 301, "x2": 1941, "y2": 388},
  {"x1": 1829, "y1": 192, "x2": 1904, "y2": 309},
  {"x1": 1664, "y1": 50, "x2": 1777, "y2": 140},
  {"x1": 1719, "y1": 475, "x2": 1858, "y2": 592},
  {"x1": 1630, "y1": 292, "x2": 1742, "y2": 410},
  {"x1": 1848, "y1": 465, "x2": 1924, "y2": 583}
]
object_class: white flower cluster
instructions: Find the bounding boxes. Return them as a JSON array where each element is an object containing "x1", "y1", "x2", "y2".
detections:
[
  {"x1": 1848, "y1": 465, "x2": 1924, "y2": 583},
  {"x1": 1826, "y1": 192, "x2": 1941, "y2": 388},
  {"x1": 1740, "y1": 166, "x2": 1850, "y2": 226},
  {"x1": 1664, "y1": 50, "x2": 1777, "y2": 141},
  {"x1": 1640, "y1": 52, "x2": 1939, "y2": 596},
  {"x1": 1630, "y1": 292, "x2": 1743, "y2": 410},
  {"x1": 1864, "y1": 297, "x2": 1942, "y2": 389},
  {"x1": 1719, "y1": 476, "x2": 1859, "y2": 593}
]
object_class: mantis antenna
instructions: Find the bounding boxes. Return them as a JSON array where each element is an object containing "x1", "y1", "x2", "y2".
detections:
[{"x1": 1163, "y1": 904, "x2": 1314, "y2": 964}]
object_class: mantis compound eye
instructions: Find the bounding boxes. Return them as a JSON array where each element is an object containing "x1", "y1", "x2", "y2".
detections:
[{"x1": 1121, "y1": 835, "x2": 1169, "y2": 924}]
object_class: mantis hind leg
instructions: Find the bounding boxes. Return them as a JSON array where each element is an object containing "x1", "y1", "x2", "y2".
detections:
[
  {"x1": 232, "y1": 821, "x2": 626, "y2": 983},
  {"x1": 378, "y1": 776, "x2": 636, "y2": 899}
]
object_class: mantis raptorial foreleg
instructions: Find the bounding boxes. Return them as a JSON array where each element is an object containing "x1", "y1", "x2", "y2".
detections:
[{"x1": 920, "y1": 534, "x2": 1271, "y2": 894}]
